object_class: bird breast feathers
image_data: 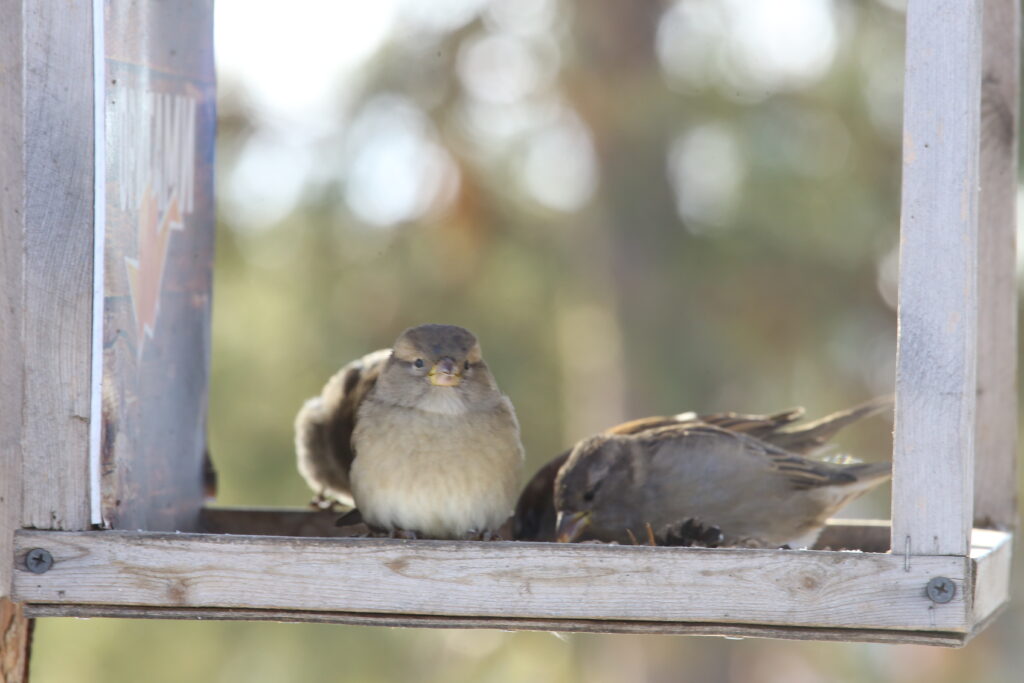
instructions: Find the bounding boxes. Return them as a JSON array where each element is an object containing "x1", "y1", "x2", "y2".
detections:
[
  {"x1": 353, "y1": 398, "x2": 522, "y2": 476},
  {"x1": 350, "y1": 397, "x2": 523, "y2": 535}
]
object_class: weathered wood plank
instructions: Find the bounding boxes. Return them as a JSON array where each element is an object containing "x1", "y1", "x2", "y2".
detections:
[
  {"x1": 975, "y1": 0, "x2": 1020, "y2": 531},
  {"x1": 11, "y1": 530, "x2": 971, "y2": 632},
  {"x1": 0, "y1": 0, "x2": 27, "y2": 600},
  {"x1": 969, "y1": 528, "x2": 1012, "y2": 626},
  {"x1": 893, "y1": 0, "x2": 982, "y2": 557},
  {"x1": 21, "y1": 604, "x2": 970, "y2": 647},
  {"x1": 19, "y1": 0, "x2": 95, "y2": 530},
  {"x1": 198, "y1": 507, "x2": 895, "y2": 552}
]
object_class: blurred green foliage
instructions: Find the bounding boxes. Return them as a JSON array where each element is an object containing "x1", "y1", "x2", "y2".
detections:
[{"x1": 31, "y1": 0, "x2": 1024, "y2": 681}]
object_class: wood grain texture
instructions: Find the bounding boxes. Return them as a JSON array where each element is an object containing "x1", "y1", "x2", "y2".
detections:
[
  {"x1": 969, "y1": 528, "x2": 1012, "y2": 625},
  {"x1": 12, "y1": 530, "x2": 971, "y2": 633},
  {"x1": 21, "y1": 604, "x2": 971, "y2": 647},
  {"x1": 975, "y1": 0, "x2": 1020, "y2": 531},
  {"x1": 0, "y1": 0, "x2": 26, "y2": 600},
  {"x1": 19, "y1": 0, "x2": 95, "y2": 530},
  {"x1": 199, "y1": 507, "x2": 895, "y2": 552},
  {"x1": 0, "y1": 598, "x2": 33, "y2": 683},
  {"x1": 893, "y1": 0, "x2": 982, "y2": 557}
]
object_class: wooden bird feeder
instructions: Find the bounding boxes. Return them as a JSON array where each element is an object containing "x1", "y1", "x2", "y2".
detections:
[{"x1": 0, "y1": 0, "x2": 1018, "y2": 663}]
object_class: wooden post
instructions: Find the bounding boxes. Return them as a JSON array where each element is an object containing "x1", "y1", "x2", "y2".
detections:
[
  {"x1": 893, "y1": 0, "x2": 983, "y2": 557},
  {"x1": 1, "y1": 2, "x2": 97, "y2": 533},
  {"x1": 974, "y1": 0, "x2": 1020, "y2": 531},
  {"x1": 3, "y1": 20, "x2": 95, "y2": 683},
  {"x1": 0, "y1": 0, "x2": 26, "y2": 600},
  {"x1": 0, "y1": 599, "x2": 32, "y2": 683}
]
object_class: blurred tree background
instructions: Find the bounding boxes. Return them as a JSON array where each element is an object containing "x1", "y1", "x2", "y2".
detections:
[{"x1": 31, "y1": 0, "x2": 1024, "y2": 681}]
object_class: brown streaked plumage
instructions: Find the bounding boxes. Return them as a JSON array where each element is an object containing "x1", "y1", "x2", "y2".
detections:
[
  {"x1": 554, "y1": 424, "x2": 890, "y2": 548},
  {"x1": 514, "y1": 397, "x2": 891, "y2": 543},
  {"x1": 295, "y1": 348, "x2": 390, "y2": 509}
]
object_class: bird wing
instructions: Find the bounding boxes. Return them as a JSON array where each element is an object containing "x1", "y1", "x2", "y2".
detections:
[
  {"x1": 605, "y1": 415, "x2": 701, "y2": 435},
  {"x1": 621, "y1": 425, "x2": 885, "y2": 546},
  {"x1": 295, "y1": 348, "x2": 390, "y2": 505},
  {"x1": 321, "y1": 348, "x2": 390, "y2": 473},
  {"x1": 604, "y1": 407, "x2": 805, "y2": 439},
  {"x1": 640, "y1": 424, "x2": 860, "y2": 491},
  {"x1": 694, "y1": 408, "x2": 806, "y2": 437}
]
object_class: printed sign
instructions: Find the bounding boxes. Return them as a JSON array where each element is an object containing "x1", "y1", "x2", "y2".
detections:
[{"x1": 101, "y1": 0, "x2": 215, "y2": 530}]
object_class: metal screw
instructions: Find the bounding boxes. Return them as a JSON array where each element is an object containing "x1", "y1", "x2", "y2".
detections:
[
  {"x1": 25, "y1": 548, "x2": 53, "y2": 574},
  {"x1": 926, "y1": 576, "x2": 955, "y2": 604}
]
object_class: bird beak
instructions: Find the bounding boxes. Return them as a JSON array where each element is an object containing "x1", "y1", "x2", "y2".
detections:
[
  {"x1": 429, "y1": 357, "x2": 462, "y2": 386},
  {"x1": 555, "y1": 510, "x2": 592, "y2": 543}
]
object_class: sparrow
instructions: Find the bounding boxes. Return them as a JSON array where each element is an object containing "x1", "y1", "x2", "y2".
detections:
[
  {"x1": 516, "y1": 397, "x2": 892, "y2": 548},
  {"x1": 295, "y1": 348, "x2": 390, "y2": 509},
  {"x1": 513, "y1": 410, "x2": 812, "y2": 542},
  {"x1": 552, "y1": 404, "x2": 891, "y2": 549},
  {"x1": 297, "y1": 324, "x2": 524, "y2": 539}
]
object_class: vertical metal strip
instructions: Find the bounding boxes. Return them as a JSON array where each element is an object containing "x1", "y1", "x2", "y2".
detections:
[{"x1": 89, "y1": 0, "x2": 106, "y2": 527}]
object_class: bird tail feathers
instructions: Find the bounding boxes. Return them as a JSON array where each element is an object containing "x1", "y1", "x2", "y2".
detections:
[
  {"x1": 839, "y1": 460, "x2": 892, "y2": 491},
  {"x1": 771, "y1": 395, "x2": 893, "y2": 455}
]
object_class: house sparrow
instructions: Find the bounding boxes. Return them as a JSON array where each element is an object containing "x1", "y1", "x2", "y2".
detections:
[
  {"x1": 553, "y1": 420, "x2": 891, "y2": 549},
  {"x1": 295, "y1": 348, "x2": 390, "y2": 509},
  {"x1": 514, "y1": 397, "x2": 891, "y2": 543},
  {"x1": 314, "y1": 324, "x2": 524, "y2": 539}
]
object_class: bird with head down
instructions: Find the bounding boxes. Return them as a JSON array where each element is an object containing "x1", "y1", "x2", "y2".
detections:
[
  {"x1": 295, "y1": 324, "x2": 523, "y2": 539},
  {"x1": 514, "y1": 398, "x2": 891, "y2": 548}
]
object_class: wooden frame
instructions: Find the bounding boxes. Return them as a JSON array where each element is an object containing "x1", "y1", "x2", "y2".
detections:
[
  {"x1": 892, "y1": 0, "x2": 1020, "y2": 558},
  {"x1": 8, "y1": 521, "x2": 1013, "y2": 647},
  {"x1": 0, "y1": 0, "x2": 1018, "y2": 653},
  {"x1": 0, "y1": 0, "x2": 95, "y2": 541}
]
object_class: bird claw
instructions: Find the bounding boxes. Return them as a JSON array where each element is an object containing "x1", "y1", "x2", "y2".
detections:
[
  {"x1": 462, "y1": 529, "x2": 502, "y2": 542},
  {"x1": 624, "y1": 519, "x2": 722, "y2": 547},
  {"x1": 658, "y1": 518, "x2": 724, "y2": 548},
  {"x1": 389, "y1": 529, "x2": 419, "y2": 540},
  {"x1": 309, "y1": 492, "x2": 345, "y2": 512}
]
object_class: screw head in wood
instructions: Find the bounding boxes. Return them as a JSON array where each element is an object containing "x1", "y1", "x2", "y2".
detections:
[
  {"x1": 25, "y1": 548, "x2": 53, "y2": 574},
  {"x1": 926, "y1": 576, "x2": 955, "y2": 603}
]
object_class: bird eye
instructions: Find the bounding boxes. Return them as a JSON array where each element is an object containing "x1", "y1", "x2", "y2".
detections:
[
  {"x1": 582, "y1": 489, "x2": 596, "y2": 503},
  {"x1": 463, "y1": 360, "x2": 469, "y2": 370},
  {"x1": 414, "y1": 359, "x2": 424, "y2": 368}
]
